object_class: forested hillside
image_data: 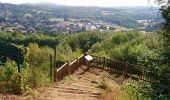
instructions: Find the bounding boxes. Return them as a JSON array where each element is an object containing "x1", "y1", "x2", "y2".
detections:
[{"x1": 0, "y1": 3, "x2": 162, "y2": 34}]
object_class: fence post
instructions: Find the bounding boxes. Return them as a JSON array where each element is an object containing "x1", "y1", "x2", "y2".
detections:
[
  {"x1": 53, "y1": 46, "x2": 57, "y2": 67},
  {"x1": 55, "y1": 69, "x2": 57, "y2": 82},
  {"x1": 103, "y1": 57, "x2": 105, "y2": 70},
  {"x1": 50, "y1": 54, "x2": 53, "y2": 82},
  {"x1": 76, "y1": 58, "x2": 79, "y2": 70},
  {"x1": 125, "y1": 61, "x2": 128, "y2": 75},
  {"x1": 17, "y1": 64, "x2": 21, "y2": 93},
  {"x1": 53, "y1": 47, "x2": 57, "y2": 82},
  {"x1": 67, "y1": 61, "x2": 70, "y2": 75}
]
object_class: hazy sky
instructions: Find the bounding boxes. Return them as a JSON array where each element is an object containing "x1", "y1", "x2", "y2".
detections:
[{"x1": 0, "y1": 0, "x2": 156, "y2": 7}]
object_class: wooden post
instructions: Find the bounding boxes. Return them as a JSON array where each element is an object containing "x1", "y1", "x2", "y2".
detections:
[
  {"x1": 83, "y1": 52, "x2": 87, "y2": 65},
  {"x1": 53, "y1": 47, "x2": 57, "y2": 68},
  {"x1": 17, "y1": 64, "x2": 21, "y2": 93},
  {"x1": 103, "y1": 57, "x2": 105, "y2": 70},
  {"x1": 60, "y1": 70, "x2": 62, "y2": 81},
  {"x1": 55, "y1": 69, "x2": 57, "y2": 82},
  {"x1": 53, "y1": 47, "x2": 57, "y2": 82},
  {"x1": 76, "y1": 58, "x2": 79, "y2": 70},
  {"x1": 67, "y1": 61, "x2": 70, "y2": 75},
  {"x1": 50, "y1": 54, "x2": 53, "y2": 82},
  {"x1": 125, "y1": 61, "x2": 128, "y2": 75}
]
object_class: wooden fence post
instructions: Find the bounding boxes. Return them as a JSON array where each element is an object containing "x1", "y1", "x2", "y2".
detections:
[
  {"x1": 53, "y1": 47, "x2": 57, "y2": 82},
  {"x1": 59, "y1": 70, "x2": 62, "y2": 81},
  {"x1": 67, "y1": 61, "x2": 70, "y2": 75},
  {"x1": 55, "y1": 69, "x2": 58, "y2": 82},
  {"x1": 125, "y1": 61, "x2": 128, "y2": 75},
  {"x1": 50, "y1": 54, "x2": 53, "y2": 82},
  {"x1": 76, "y1": 58, "x2": 79, "y2": 70},
  {"x1": 103, "y1": 57, "x2": 105, "y2": 70},
  {"x1": 17, "y1": 64, "x2": 21, "y2": 93}
]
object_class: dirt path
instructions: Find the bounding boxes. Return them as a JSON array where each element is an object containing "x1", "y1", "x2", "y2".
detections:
[
  {"x1": 1, "y1": 66, "x2": 118, "y2": 100},
  {"x1": 36, "y1": 66, "x2": 107, "y2": 100}
]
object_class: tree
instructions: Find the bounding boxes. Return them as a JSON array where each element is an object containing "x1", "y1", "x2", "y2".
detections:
[
  {"x1": 154, "y1": 0, "x2": 170, "y2": 5},
  {"x1": 154, "y1": 0, "x2": 170, "y2": 65}
]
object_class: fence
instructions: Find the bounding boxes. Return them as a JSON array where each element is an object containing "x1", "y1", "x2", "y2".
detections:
[
  {"x1": 90, "y1": 55, "x2": 158, "y2": 82},
  {"x1": 54, "y1": 54, "x2": 85, "y2": 82},
  {"x1": 53, "y1": 53, "x2": 158, "y2": 82}
]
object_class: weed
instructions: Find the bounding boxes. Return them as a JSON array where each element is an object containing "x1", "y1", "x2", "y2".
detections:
[
  {"x1": 62, "y1": 75, "x2": 77, "y2": 84},
  {"x1": 97, "y1": 80, "x2": 112, "y2": 92}
]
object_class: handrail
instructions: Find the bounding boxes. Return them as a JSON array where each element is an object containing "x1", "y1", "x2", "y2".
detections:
[
  {"x1": 69, "y1": 59, "x2": 77, "y2": 65},
  {"x1": 54, "y1": 53, "x2": 158, "y2": 83},
  {"x1": 78, "y1": 54, "x2": 84, "y2": 59},
  {"x1": 106, "y1": 57, "x2": 126, "y2": 64},
  {"x1": 57, "y1": 62, "x2": 67, "y2": 72},
  {"x1": 89, "y1": 54, "x2": 158, "y2": 82},
  {"x1": 92, "y1": 54, "x2": 126, "y2": 64},
  {"x1": 90, "y1": 54, "x2": 151, "y2": 69},
  {"x1": 54, "y1": 54, "x2": 85, "y2": 82}
]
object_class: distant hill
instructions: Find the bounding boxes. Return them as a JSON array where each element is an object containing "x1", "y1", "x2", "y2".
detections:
[{"x1": 0, "y1": 2, "x2": 162, "y2": 32}]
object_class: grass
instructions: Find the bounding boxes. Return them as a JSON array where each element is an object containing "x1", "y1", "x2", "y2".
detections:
[
  {"x1": 94, "y1": 71, "x2": 136, "y2": 99},
  {"x1": 114, "y1": 81, "x2": 151, "y2": 100},
  {"x1": 23, "y1": 89, "x2": 39, "y2": 100},
  {"x1": 94, "y1": 72, "x2": 113, "y2": 94},
  {"x1": 62, "y1": 75, "x2": 77, "y2": 84},
  {"x1": 114, "y1": 85, "x2": 134, "y2": 100},
  {"x1": 49, "y1": 18, "x2": 64, "y2": 22},
  {"x1": 97, "y1": 80, "x2": 112, "y2": 92}
]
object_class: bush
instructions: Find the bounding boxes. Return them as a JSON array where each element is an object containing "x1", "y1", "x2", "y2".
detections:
[
  {"x1": 122, "y1": 82, "x2": 151, "y2": 100},
  {"x1": 0, "y1": 60, "x2": 21, "y2": 94}
]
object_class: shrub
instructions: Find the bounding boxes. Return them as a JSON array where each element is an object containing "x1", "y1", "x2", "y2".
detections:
[{"x1": 0, "y1": 60, "x2": 21, "y2": 94}]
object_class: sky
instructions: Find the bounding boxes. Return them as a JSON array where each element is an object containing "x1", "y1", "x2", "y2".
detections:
[{"x1": 0, "y1": 0, "x2": 156, "y2": 7}]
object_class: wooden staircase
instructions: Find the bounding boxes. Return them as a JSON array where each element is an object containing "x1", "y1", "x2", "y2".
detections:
[
  {"x1": 36, "y1": 67, "x2": 102, "y2": 100},
  {"x1": 37, "y1": 85, "x2": 100, "y2": 100}
]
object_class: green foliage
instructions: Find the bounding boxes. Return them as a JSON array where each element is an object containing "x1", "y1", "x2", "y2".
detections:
[
  {"x1": 0, "y1": 26, "x2": 168, "y2": 99},
  {"x1": 122, "y1": 82, "x2": 151, "y2": 100},
  {"x1": 0, "y1": 31, "x2": 63, "y2": 48},
  {"x1": 90, "y1": 31, "x2": 163, "y2": 64},
  {"x1": 88, "y1": 30, "x2": 170, "y2": 99},
  {"x1": 65, "y1": 31, "x2": 110, "y2": 52},
  {"x1": 97, "y1": 80, "x2": 112, "y2": 92},
  {"x1": 0, "y1": 42, "x2": 54, "y2": 94},
  {"x1": 0, "y1": 60, "x2": 20, "y2": 94},
  {"x1": 27, "y1": 43, "x2": 52, "y2": 88},
  {"x1": 56, "y1": 43, "x2": 73, "y2": 62},
  {"x1": 160, "y1": 6, "x2": 170, "y2": 65},
  {"x1": 0, "y1": 43, "x2": 27, "y2": 65},
  {"x1": 28, "y1": 43, "x2": 53, "y2": 66}
]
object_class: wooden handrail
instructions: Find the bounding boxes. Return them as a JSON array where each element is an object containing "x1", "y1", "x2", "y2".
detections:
[
  {"x1": 90, "y1": 54, "x2": 158, "y2": 82},
  {"x1": 57, "y1": 62, "x2": 67, "y2": 72},
  {"x1": 69, "y1": 59, "x2": 77, "y2": 66},
  {"x1": 54, "y1": 53, "x2": 158, "y2": 82},
  {"x1": 54, "y1": 54, "x2": 85, "y2": 82},
  {"x1": 105, "y1": 57, "x2": 126, "y2": 64},
  {"x1": 78, "y1": 54, "x2": 84, "y2": 59},
  {"x1": 90, "y1": 54, "x2": 154, "y2": 70}
]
